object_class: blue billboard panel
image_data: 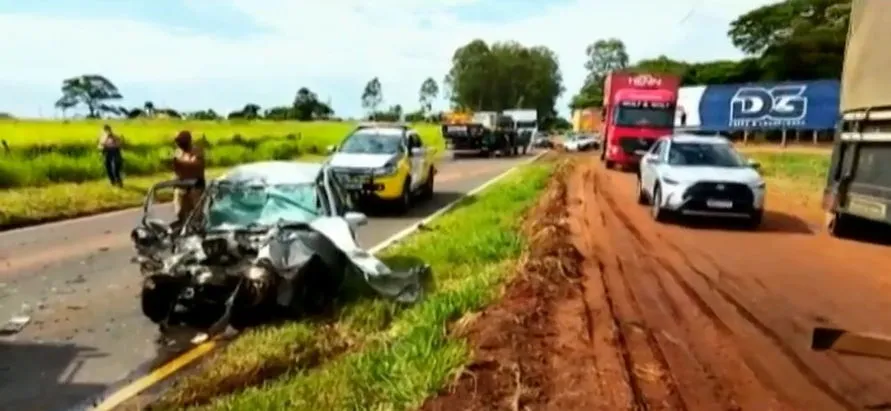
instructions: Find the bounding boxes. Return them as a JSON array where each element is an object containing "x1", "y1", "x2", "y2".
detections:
[{"x1": 698, "y1": 80, "x2": 840, "y2": 131}]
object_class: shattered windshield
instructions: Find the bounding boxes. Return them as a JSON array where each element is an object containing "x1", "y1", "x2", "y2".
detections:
[
  {"x1": 339, "y1": 132, "x2": 403, "y2": 154},
  {"x1": 206, "y1": 182, "x2": 320, "y2": 229}
]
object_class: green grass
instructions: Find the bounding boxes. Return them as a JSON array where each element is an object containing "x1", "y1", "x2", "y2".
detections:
[
  {"x1": 744, "y1": 151, "x2": 830, "y2": 190},
  {"x1": 151, "y1": 160, "x2": 556, "y2": 411},
  {"x1": 0, "y1": 120, "x2": 443, "y2": 188}
]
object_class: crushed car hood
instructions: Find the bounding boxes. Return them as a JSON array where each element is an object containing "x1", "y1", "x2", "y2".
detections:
[
  {"x1": 254, "y1": 216, "x2": 422, "y2": 303},
  {"x1": 329, "y1": 153, "x2": 398, "y2": 169}
]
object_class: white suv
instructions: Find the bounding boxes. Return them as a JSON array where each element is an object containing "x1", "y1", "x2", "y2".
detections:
[{"x1": 636, "y1": 134, "x2": 766, "y2": 229}]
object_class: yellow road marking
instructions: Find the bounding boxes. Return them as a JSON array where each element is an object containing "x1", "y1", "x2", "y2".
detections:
[{"x1": 92, "y1": 341, "x2": 217, "y2": 411}]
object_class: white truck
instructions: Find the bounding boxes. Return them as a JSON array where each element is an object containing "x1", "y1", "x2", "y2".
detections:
[{"x1": 502, "y1": 109, "x2": 537, "y2": 155}]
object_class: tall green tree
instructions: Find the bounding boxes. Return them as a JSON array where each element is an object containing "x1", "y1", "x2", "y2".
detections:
[
  {"x1": 361, "y1": 77, "x2": 384, "y2": 118},
  {"x1": 55, "y1": 74, "x2": 123, "y2": 118},
  {"x1": 419, "y1": 77, "x2": 439, "y2": 116},
  {"x1": 569, "y1": 38, "x2": 629, "y2": 109},
  {"x1": 444, "y1": 39, "x2": 563, "y2": 118}
]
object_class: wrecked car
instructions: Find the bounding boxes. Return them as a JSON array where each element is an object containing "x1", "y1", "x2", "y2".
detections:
[{"x1": 130, "y1": 161, "x2": 425, "y2": 333}]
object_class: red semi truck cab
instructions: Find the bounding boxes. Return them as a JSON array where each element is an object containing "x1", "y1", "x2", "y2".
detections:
[{"x1": 600, "y1": 72, "x2": 680, "y2": 168}]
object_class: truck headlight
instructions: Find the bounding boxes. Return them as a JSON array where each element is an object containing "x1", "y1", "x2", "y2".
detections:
[{"x1": 373, "y1": 164, "x2": 398, "y2": 176}]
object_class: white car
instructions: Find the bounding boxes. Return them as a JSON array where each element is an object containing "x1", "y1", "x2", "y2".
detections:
[
  {"x1": 562, "y1": 134, "x2": 597, "y2": 151},
  {"x1": 636, "y1": 134, "x2": 766, "y2": 228}
]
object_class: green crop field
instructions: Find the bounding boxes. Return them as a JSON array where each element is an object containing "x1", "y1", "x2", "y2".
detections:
[
  {"x1": 0, "y1": 119, "x2": 443, "y2": 229},
  {"x1": 0, "y1": 120, "x2": 443, "y2": 188}
]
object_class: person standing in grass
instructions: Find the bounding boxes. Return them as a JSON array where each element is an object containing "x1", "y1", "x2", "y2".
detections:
[
  {"x1": 171, "y1": 130, "x2": 206, "y2": 223},
  {"x1": 98, "y1": 124, "x2": 124, "y2": 187}
]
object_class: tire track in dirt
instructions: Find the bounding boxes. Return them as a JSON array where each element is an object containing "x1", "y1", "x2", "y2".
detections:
[
  {"x1": 421, "y1": 157, "x2": 873, "y2": 411},
  {"x1": 658, "y1": 239, "x2": 860, "y2": 410},
  {"x1": 592, "y1": 169, "x2": 789, "y2": 411}
]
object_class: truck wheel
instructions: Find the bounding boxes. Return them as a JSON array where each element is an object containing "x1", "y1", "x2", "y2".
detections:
[
  {"x1": 420, "y1": 168, "x2": 435, "y2": 201},
  {"x1": 605, "y1": 160, "x2": 614, "y2": 169},
  {"x1": 826, "y1": 212, "x2": 850, "y2": 238}
]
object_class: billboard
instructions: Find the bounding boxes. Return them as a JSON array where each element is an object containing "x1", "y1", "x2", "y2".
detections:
[{"x1": 697, "y1": 80, "x2": 840, "y2": 131}]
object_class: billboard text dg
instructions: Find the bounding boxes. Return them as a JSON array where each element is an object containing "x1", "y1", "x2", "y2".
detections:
[{"x1": 692, "y1": 80, "x2": 840, "y2": 131}]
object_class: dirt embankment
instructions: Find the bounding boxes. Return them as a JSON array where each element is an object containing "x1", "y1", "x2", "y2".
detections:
[{"x1": 422, "y1": 157, "x2": 890, "y2": 411}]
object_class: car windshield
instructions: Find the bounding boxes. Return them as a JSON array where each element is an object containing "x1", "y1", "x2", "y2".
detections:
[
  {"x1": 205, "y1": 182, "x2": 320, "y2": 229},
  {"x1": 667, "y1": 142, "x2": 746, "y2": 167},
  {"x1": 339, "y1": 132, "x2": 403, "y2": 154},
  {"x1": 614, "y1": 107, "x2": 674, "y2": 128}
]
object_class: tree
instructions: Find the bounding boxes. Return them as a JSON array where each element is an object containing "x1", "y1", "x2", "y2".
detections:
[
  {"x1": 728, "y1": 0, "x2": 849, "y2": 80},
  {"x1": 264, "y1": 106, "x2": 294, "y2": 120},
  {"x1": 188, "y1": 109, "x2": 221, "y2": 121},
  {"x1": 418, "y1": 77, "x2": 439, "y2": 116},
  {"x1": 569, "y1": 38, "x2": 629, "y2": 110},
  {"x1": 144, "y1": 101, "x2": 155, "y2": 117},
  {"x1": 361, "y1": 77, "x2": 383, "y2": 118},
  {"x1": 293, "y1": 87, "x2": 320, "y2": 121},
  {"x1": 444, "y1": 39, "x2": 564, "y2": 119},
  {"x1": 55, "y1": 75, "x2": 123, "y2": 118}
]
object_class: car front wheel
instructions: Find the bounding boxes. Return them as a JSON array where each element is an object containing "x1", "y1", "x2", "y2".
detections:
[
  {"x1": 636, "y1": 176, "x2": 648, "y2": 205},
  {"x1": 651, "y1": 185, "x2": 669, "y2": 222},
  {"x1": 396, "y1": 177, "x2": 412, "y2": 214},
  {"x1": 745, "y1": 210, "x2": 763, "y2": 230}
]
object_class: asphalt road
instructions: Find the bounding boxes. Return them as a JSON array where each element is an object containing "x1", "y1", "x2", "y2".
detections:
[{"x1": 0, "y1": 154, "x2": 533, "y2": 411}]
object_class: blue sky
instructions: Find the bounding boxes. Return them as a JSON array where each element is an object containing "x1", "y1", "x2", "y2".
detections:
[{"x1": 0, "y1": 0, "x2": 776, "y2": 120}]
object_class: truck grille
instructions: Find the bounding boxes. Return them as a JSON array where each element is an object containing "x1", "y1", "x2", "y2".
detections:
[
  {"x1": 618, "y1": 137, "x2": 656, "y2": 155},
  {"x1": 682, "y1": 182, "x2": 754, "y2": 212}
]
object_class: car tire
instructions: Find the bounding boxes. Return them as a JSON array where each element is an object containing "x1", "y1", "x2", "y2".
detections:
[
  {"x1": 636, "y1": 176, "x2": 648, "y2": 205},
  {"x1": 396, "y1": 177, "x2": 412, "y2": 214},
  {"x1": 420, "y1": 168, "x2": 435, "y2": 201},
  {"x1": 651, "y1": 185, "x2": 669, "y2": 222},
  {"x1": 745, "y1": 210, "x2": 763, "y2": 230}
]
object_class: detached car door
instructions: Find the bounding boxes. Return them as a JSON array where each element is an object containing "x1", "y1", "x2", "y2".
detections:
[{"x1": 407, "y1": 133, "x2": 426, "y2": 189}]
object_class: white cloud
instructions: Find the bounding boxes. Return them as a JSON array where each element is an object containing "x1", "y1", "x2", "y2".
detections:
[{"x1": 0, "y1": 0, "x2": 775, "y2": 118}]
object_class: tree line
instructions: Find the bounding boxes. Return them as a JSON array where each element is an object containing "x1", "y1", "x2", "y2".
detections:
[
  {"x1": 49, "y1": 38, "x2": 569, "y2": 127},
  {"x1": 569, "y1": 0, "x2": 850, "y2": 109}
]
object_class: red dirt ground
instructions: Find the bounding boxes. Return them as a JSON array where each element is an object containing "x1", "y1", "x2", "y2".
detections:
[{"x1": 420, "y1": 155, "x2": 891, "y2": 411}]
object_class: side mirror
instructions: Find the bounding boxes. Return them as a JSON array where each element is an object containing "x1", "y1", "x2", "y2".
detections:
[
  {"x1": 344, "y1": 211, "x2": 368, "y2": 227},
  {"x1": 643, "y1": 153, "x2": 659, "y2": 164},
  {"x1": 747, "y1": 158, "x2": 761, "y2": 170},
  {"x1": 326, "y1": 145, "x2": 337, "y2": 154}
]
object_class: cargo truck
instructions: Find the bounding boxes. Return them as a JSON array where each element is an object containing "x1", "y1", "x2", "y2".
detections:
[
  {"x1": 441, "y1": 110, "x2": 519, "y2": 157},
  {"x1": 823, "y1": 0, "x2": 891, "y2": 239},
  {"x1": 502, "y1": 108, "x2": 537, "y2": 155},
  {"x1": 599, "y1": 72, "x2": 680, "y2": 169}
]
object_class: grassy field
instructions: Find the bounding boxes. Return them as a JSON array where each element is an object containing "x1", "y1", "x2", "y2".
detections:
[
  {"x1": 0, "y1": 120, "x2": 442, "y2": 229},
  {"x1": 0, "y1": 120, "x2": 443, "y2": 188},
  {"x1": 149, "y1": 159, "x2": 556, "y2": 411}
]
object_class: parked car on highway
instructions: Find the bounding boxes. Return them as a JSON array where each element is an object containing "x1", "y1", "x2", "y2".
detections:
[
  {"x1": 636, "y1": 134, "x2": 766, "y2": 228},
  {"x1": 131, "y1": 161, "x2": 425, "y2": 333},
  {"x1": 562, "y1": 133, "x2": 598, "y2": 152},
  {"x1": 327, "y1": 123, "x2": 437, "y2": 213}
]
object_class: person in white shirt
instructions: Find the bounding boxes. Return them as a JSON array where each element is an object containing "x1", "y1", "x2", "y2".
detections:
[{"x1": 97, "y1": 124, "x2": 124, "y2": 187}]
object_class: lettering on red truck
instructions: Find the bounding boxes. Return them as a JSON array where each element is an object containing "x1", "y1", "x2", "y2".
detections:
[{"x1": 600, "y1": 71, "x2": 680, "y2": 168}]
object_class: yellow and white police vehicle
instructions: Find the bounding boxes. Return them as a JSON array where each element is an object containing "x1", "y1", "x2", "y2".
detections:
[{"x1": 326, "y1": 123, "x2": 438, "y2": 213}]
